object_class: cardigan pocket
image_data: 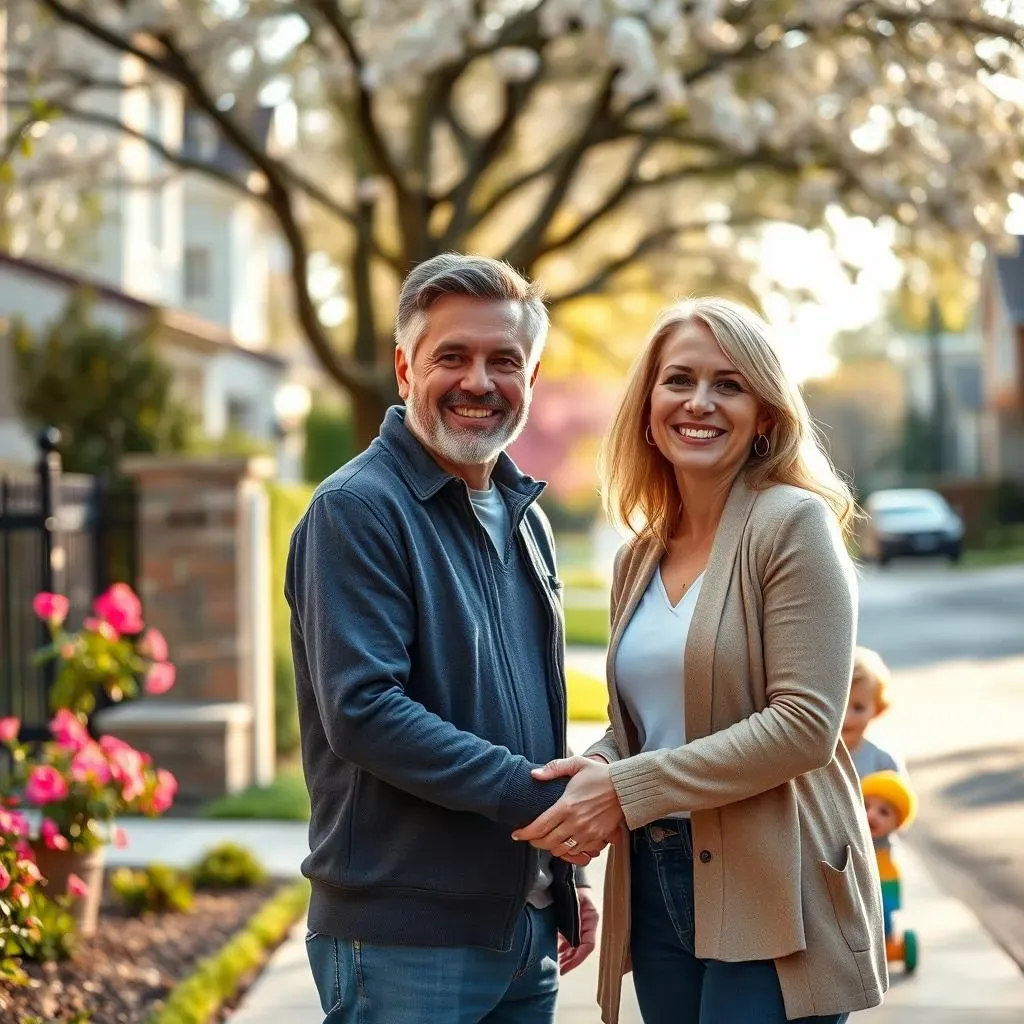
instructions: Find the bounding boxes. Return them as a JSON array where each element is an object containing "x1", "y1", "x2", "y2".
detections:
[{"x1": 819, "y1": 845, "x2": 872, "y2": 953}]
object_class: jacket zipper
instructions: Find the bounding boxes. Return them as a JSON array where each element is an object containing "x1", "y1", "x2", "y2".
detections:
[{"x1": 459, "y1": 486, "x2": 529, "y2": 947}]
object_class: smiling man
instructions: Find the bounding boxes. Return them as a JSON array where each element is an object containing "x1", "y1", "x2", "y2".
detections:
[{"x1": 285, "y1": 253, "x2": 597, "y2": 1024}]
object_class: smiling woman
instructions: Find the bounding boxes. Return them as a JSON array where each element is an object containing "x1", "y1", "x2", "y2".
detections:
[{"x1": 514, "y1": 298, "x2": 884, "y2": 1024}]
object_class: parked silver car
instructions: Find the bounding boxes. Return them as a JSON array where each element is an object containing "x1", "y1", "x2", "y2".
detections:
[{"x1": 862, "y1": 488, "x2": 965, "y2": 566}]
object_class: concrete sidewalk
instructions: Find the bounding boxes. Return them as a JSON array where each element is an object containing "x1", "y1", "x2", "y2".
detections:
[{"x1": 107, "y1": 716, "x2": 1024, "y2": 1022}]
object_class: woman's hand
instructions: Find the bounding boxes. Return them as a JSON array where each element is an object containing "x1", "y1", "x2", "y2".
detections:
[{"x1": 512, "y1": 755, "x2": 625, "y2": 858}]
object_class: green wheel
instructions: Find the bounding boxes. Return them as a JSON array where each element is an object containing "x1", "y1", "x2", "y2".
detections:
[{"x1": 903, "y1": 929, "x2": 918, "y2": 973}]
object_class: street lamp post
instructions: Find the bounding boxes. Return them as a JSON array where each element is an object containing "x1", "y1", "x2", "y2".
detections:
[{"x1": 927, "y1": 296, "x2": 947, "y2": 478}]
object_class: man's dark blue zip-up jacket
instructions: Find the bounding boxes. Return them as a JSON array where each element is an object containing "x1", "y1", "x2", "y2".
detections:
[{"x1": 285, "y1": 406, "x2": 581, "y2": 951}]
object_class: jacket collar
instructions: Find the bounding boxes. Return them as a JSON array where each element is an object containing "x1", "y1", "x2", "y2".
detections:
[{"x1": 377, "y1": 405, "x2": 545, "y2": 507}]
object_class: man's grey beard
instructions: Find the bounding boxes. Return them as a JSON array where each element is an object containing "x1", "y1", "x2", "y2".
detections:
[{"x1": 405, "y1": 388, "x2": 532, "y2": 467}]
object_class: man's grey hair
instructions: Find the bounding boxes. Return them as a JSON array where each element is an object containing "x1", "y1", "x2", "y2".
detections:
[{"x1": 394, "y1": 253, "x2": 550, "y2": 366}]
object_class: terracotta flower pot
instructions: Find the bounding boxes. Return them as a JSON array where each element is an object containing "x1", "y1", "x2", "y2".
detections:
[{"x1": 31, "y1": 842, "x2": 106, "y2": 938}]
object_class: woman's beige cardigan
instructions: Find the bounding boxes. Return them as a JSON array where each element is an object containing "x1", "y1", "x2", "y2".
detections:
[{"x1": 585, "y1": 477, "x2": 888, "y2": 1022}]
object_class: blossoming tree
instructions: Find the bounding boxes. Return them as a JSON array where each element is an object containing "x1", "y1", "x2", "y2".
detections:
[{"x1": 3, "y1": 0, "x2": 1023, "y2": 441}]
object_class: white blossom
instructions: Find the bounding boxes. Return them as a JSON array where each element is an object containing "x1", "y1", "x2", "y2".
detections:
[
  {"x1": 492, "y1": 47, "x2": 542, "y2": 82},
  {"x1": 608, "y1": 16, "x2": 658, "y2": 99}
]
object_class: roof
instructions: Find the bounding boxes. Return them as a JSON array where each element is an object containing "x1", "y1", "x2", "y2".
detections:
[
  {"x1": 0, "y1": 251, "x2": 286, "y2": 369},
  {"x1": 994, "y1": 236, "x2": 1024, "y2": 323},
  {"x1": 181, "y1": 105, "x2": 275, "y2": 176}
]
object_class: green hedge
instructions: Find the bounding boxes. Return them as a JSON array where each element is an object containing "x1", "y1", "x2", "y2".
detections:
[
  {"x1": 303, "y1": 404, "x2": 356, "y2": 485},
  {"x1": 148, "y1": 879, "x2": 310, "y2": 1024},
  {"x1": 268, "y1": 482, "x2": 315, "y2": 756}
]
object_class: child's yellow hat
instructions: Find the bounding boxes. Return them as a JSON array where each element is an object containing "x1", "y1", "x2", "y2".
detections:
[{"x1": 861, "y1": 770, "x2": 917, "y2": 829}]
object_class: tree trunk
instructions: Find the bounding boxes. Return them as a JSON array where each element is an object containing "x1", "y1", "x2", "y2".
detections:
[{"x1": 351, "y1": 376, "x2": 399, "y2": 451}]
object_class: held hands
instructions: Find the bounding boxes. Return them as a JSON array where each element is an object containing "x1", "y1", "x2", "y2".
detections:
[{"x1": 512, "y1": 755, "x2": 625, "y2": 863}]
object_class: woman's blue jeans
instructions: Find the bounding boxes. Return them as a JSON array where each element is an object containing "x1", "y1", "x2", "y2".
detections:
[{"x1": 630, "y1": 818, "x2": 850, "y2": 1024}]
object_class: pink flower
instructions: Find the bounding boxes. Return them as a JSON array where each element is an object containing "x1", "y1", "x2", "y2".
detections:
[
  {"x1": 70, "y1": 742, "x2": 112, "y2": 786},
  {"x1": 32, "y1": 592, "x2": 69, "y2": 627},
  {"x1": 145, "y1": 661, "x2": 176, "y2": 696},
  {"x1": 50, "y1": 709, "x2": 90, "y2": 753},
  {"x1": 100, "y1": 736, "x2": 147, "y2": 801},
  {"x1": 10, "y1": 884, "x2": 30, "y2": 908},
  {"x1": 0, "y1": 716, "x2": 20, "y2": 743},
  {"x1": 93, "y1": 583, "x2": 143, "y2": 636},
  {"x1": 0, "y1": 862, "x2": 10, "y2": 891},
  {"x1": 14, "y1": 842, "x2": 35, "y2": 864},
  {"x1": 112, "y1": 826, "x2": 129, "y2": 849},
  {"x1": 139, "y1": 627, "x2": 169, "y2": 662},
  {"x1": 151, "y1": 769, "x2": 178, "y2": 814},
  {"x1": 84, "y1": 617, "x2": 119, "y2": 641},
  {"x1": 41, "y1": 817, "x2": 69, "y2": 852},
  {"x1": 25, "y1": 764, "x2": 69, "y2": 805},
  {"x1": 0, "y1": 807, "x2": 28, "y2": 837},
  {"x1": 19, "y1": 859, "x2": 43, "y2": 885},
  {"x1": 66, "y1": 873, "x2": 90, "y2": 899}
]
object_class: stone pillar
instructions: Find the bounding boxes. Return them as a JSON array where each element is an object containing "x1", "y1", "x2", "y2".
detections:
[{"x1": 96, "y1": 455, "x2": 276, "y2": 801}]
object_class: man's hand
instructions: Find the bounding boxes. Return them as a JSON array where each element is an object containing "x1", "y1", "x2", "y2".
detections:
[
  {"x1": 512, "y1": 755, "x2": 625, "y2": 858},
  {"x1": 558, "y1": 888, "x2": 599, "y2": 974}
]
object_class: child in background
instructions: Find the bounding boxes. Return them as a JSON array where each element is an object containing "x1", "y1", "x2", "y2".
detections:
[
  {"x1": 861, "y1": 770, "x2": 919, "y2": 970},
  {"x1": 843, "y1": 646, "x2": 905, "y2": 778}
]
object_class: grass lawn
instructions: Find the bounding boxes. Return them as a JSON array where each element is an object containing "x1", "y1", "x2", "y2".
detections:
[
  {"x1": 201, "y1": 670, "x2": 609, "y2": 821},
  {"x1": 563, "y1": 604, "x2": 610, "y2": 647},
  {"x1": 960, "y1": 545, "x2": 1024, "y2": 569},
  {"x1": 203, "y1": 765, "x2": 310, "y2": 822}
]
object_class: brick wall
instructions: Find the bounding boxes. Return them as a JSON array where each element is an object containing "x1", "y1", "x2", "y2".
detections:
[{"x1": 103, "y1": 454, "x2": 276, "y2": 799}]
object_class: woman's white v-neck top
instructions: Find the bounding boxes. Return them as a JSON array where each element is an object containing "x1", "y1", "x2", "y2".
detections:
[{"x1": 615, "y1": 567, "x2": 704, "y2": 759}]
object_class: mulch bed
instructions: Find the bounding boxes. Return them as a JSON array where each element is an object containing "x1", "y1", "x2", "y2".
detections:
[{"x1": 0, "y1": 877, "x2": 285, "y2": 1024}]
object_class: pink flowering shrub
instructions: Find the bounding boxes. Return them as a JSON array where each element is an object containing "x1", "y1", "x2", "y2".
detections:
[
  {"x1": 1, "y1": 711, "x2": 178, "y2": 854},
  {"x1": 0, "y1": 805, "x2": 45, "y2": 984},
  {"x1": 33, "y1": 583, "x2": 174, "y2": 715}
]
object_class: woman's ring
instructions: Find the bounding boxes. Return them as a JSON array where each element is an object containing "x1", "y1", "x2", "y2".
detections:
[{"x1": 564, "y1": 837, "x2": 579, "y2": 849}]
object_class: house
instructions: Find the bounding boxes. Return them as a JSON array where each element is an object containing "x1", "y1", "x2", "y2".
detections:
[
  {"x1": 0, "y1": 251, "x2": 293, "y2": 467},
  {"x1": 0, "y1": 29, "x2": 316, "y2": 478},
  {"x1": 889, "y1": 326, "x2": 986, "y2": 480},
  {"x1": 978, "y1": 239, "x2": 1024, "y2": 480}
]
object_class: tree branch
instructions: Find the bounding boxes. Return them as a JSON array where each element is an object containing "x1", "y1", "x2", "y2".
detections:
[
  {"x1": 441, "y1": 69, "x2": 544, "y2": 247},
  {"x1": 546, "y1": 215, "x2": 761, "y2": 307},
  {"x1": 37, "y1": 0, "x2": 180, "y2": 80},
  {"x1": 546, "y1": 227, "x2": 679, "y2": 307},
  {"x1": 533, "y1": 137, "x2": 656, "y2": 257},
  {"x1": 308, "y1": 0, "x2": 407, "y2": 194},
  {"x1": 264, "y1": 181, "x2": 385, "y2": 397},
  {"x1": 20, "y1": 104, "x2": 269, "y2": 201},
  {"x1": 502, "y1": 69, "x2": 619, "y2": 269}
]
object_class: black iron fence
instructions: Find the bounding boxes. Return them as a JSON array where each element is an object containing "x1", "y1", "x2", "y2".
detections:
[{"x1": 0, "y1": 430, "x2": 137, "y2": 740}]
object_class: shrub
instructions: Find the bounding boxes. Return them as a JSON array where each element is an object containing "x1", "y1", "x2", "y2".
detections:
[
  {"x1": 111, "y1": 864, "x2": 194, "y2": 916},
  {"x1": 303, "y1": 404, "x2": 356, "y2": 485},
  {"x1": 18, "y1": 888, "x2": 78, "y2": 964},
  {"x1": 267, "y1": 483, "x2": 314, "y2": 756},
  {"x1": 191, "y1": 843, "x2": 267, "y2": 889}
]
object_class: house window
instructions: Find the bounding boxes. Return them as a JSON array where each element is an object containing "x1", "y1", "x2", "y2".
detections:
[
  {"x1": 184, "y1": 247, "x2": 211, "y2": 299},
  {"x1": 226, "y1": 396, "x2": 253, "y2": 434}
]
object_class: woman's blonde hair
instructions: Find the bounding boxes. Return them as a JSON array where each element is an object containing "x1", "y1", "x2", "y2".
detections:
[{"x1": 599, "y1": 297, "x2": 856, "y2": 547}]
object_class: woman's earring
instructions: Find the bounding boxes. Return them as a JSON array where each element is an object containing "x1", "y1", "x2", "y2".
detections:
[
  {"x1": 645, "y1": 425, "x2": 656, "y2": 446},
  {"x1": 753, "y1": 434, "x2": 771, "y2": 458}
]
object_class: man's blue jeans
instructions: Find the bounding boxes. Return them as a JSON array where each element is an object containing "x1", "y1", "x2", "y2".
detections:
[
  {"x1": 305, "y1": 904, "x2": 558, "y2": 1024},
  {"x1": 630, "y1": 819, "x2": 850, "y2": 1024}
]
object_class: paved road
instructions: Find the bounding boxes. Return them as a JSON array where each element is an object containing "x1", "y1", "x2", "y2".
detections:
[
  {"x1": 856, "y1": 562, "x2": 1024, "y2": 669},
  {"x1": 855, "y1": 562, "x2": 1024, "y2": 972}
]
